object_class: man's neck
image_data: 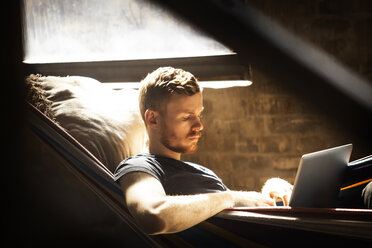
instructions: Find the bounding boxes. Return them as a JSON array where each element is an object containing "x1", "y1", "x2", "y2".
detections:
[{"x1": 148, "y1": 141, "x2": 181, "y2": 160}]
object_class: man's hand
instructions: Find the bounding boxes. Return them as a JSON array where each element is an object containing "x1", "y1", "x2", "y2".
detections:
[
  {"x1": 230, "y1": 191, "x2": 275, "y2": 207},
  {"x1": 261, "y1": 177, "x2": 293, "y2": 206}
]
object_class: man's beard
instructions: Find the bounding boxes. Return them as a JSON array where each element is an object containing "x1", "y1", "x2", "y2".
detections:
[{"x1": 160, "y1": 127, "x2": 201, "y2": 154}]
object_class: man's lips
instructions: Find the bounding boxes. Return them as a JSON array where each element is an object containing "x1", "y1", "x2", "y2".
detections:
[
  {"x1": 188, "y1": 133, "x2": 202, "y2": 140},
  {"x1": 189, "y1": 136, "x2": 200, "y2": 140}
]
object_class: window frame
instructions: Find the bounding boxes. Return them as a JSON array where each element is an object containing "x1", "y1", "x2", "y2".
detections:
[{"x1": 23, "y1": 54, "x2": 250, "y2": 82}]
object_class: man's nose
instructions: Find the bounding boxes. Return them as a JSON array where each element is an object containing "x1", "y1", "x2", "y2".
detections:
[{"x1": 192, "y1": 116, "x2": 204, "y2": 131}]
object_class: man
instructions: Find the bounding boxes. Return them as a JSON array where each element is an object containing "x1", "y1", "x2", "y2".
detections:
[{"x1": 114, "y1": 67, "x2": 292, "y2": 235}]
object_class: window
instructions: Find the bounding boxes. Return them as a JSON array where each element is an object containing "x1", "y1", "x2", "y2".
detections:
[
  {"x1": 22, "y1": 0, "x2": 250, "y2": 83},
  {"x1": 23, "y1": 0, "x2": 233, "y2": 63}
]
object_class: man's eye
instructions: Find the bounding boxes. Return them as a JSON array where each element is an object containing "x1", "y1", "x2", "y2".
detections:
[{"x1": 183, "y1": 117, "x2": 190, "y2": 121}]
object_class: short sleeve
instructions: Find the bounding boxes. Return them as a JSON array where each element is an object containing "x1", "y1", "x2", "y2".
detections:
[{"x1": 114, "y1": 154, "x2": 164, "y2": 182}]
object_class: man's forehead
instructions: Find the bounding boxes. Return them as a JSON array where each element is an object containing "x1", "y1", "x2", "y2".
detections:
[{"x1": 166, "y1": 93, "x2": 203, "y2": 112}]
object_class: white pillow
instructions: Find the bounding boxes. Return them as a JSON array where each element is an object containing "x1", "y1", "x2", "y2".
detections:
[{"x1": 26, "y1": 74, "x2": 147, "y2": 173}]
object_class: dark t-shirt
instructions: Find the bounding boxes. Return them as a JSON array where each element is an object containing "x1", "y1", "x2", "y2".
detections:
[{"x1": 114, "y1": 153, "x2": 227, "y2": 195}]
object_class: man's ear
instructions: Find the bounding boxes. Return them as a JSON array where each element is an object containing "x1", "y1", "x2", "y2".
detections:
[{"x1": 144, "y1": 109, "x2": 159, "y2": 129}]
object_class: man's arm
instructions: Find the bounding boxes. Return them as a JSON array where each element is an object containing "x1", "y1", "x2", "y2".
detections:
[{"x1": 119, "y1": 172, "x2": 274, "y2": 235}]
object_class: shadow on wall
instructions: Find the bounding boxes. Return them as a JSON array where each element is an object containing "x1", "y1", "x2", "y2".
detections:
[{"x1": 183, "y1": 77, "x2": 366, "y2": 191}]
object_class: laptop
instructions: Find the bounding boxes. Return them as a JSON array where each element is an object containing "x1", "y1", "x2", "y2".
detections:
[{"x1": 289, "y1": 144, "x2": 353, "y2": 208}]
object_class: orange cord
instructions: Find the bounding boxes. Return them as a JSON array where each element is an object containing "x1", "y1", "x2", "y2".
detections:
[{"x1": 340, "y1": 178, "x2": 372, "y2": 191}]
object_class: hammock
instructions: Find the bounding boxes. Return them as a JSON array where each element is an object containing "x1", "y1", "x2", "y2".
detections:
[{"x1": 27, "y1": 102, "x2": 372, "y2": 247}]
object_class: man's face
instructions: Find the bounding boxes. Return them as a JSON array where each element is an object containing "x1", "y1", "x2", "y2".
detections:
[{"x1": 159, "y1": 92, "x2": 204, "y2": 154}]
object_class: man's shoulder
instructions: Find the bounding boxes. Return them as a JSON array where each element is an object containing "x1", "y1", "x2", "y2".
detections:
[
  {"x1": 114, "y1": 153, "x2": 164, "y2": 181},
  {"x1": 120, "y1": 153, "x2": 154, "y2": 165}
]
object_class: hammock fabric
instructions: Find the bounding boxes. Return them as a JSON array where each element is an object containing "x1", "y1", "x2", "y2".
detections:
[{"x1": 27, "y1": 102, "x2": 372, "y2": 247}]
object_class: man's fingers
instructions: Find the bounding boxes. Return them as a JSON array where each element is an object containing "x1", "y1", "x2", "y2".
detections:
[
  {"x1": 269, "y1": 191, "x2": 279, "y2": 199},
  {"x1": 283, "y1": 194, "x2": 290, "y2": 206}
]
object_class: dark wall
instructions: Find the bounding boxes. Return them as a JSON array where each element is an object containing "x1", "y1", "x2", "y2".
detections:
[{"x1": 183, "y1": 0, "x2": 372, "y2": 191}]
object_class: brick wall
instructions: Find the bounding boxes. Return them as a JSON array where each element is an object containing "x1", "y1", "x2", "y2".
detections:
[{"x1": 182, "y1": 0, "x2": 372, "y2": 191}]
